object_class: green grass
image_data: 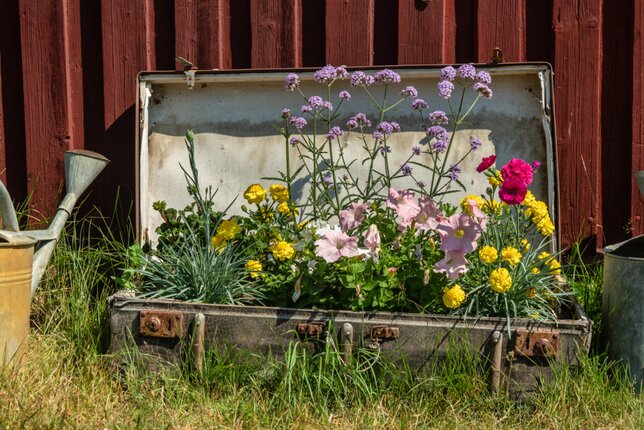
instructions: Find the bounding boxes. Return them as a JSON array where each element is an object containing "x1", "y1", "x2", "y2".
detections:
[{"x1": 0, "y1": 216, "x2": 642, "y2": 429}]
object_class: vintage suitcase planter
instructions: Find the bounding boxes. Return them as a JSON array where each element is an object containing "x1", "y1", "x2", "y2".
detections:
[{"x1": 109, "y1": 64, "x2": 592, "y2": 399}]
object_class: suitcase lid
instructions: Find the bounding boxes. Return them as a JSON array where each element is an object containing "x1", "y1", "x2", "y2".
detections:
[{"x1": 137, "y1": 64, "x2": 557, "y2": 248}]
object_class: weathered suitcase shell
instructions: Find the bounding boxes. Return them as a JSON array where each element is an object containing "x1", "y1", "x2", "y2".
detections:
[
  {"x1": 110, "y1": 63, "x2": 591, "y2": 399},
  {"x1": 108, "y1": 293, "x2": 591, "y2": 399}
]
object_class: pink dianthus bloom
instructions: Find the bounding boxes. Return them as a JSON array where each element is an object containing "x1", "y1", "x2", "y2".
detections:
[
  {"x1": 387, "y1": 188, "x2": 420, "y2": 223},
  {"x1": 498, "y1": 178, "x2": 527, "y2": 205},
  {"x1": 315, "y1": 230, "x2": 359, "y2": 263},
  {"x1": 434, "y1": 250, "x2": 468, "y2": 280},
  {"x1": 476, "y1": 155, "x2": 496, "y2": 173},
  {"x1": 339, "y1": 202, "x2": 369, "y2": 232},
  {"x1": 436, "y1": 213, "x2": 482, "y2": 254},
  {"x1": 500, "y1": 158, "x2": 533, "y2": 186},
  {"x1": 363, "y1": 224, "x2": 381, "y2": 250}
]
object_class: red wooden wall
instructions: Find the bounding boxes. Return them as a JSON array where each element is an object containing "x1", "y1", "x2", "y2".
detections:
[{"x1": 0, "y1": 0, "x2": 640, "y2": 251}]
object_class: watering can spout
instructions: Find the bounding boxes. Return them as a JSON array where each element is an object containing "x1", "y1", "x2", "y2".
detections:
[{"x1": 28, "y1": 150, "x2": 109, "y2": 296}]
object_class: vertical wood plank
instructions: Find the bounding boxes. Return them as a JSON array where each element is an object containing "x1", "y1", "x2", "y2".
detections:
[
  {"x1": 301, "y1": 0, "x2": 326, "y2": 67},
  {"x1": 100, "y1": 0, "x2": 155, "y2": 219},
  {"x1": 326, "y1": 0, "x2": 374, "y2": 66},
  {"x1": 398, "y1": 0, "x2": 455, "y2": 64},
  {"x1": 250, "y1": 0, "x2": 301, "y2": 68},
  {"x1": 175, "y1": 0, "x2": 232, "y2": 70},
  {"x1": 631, "y1": 0, "x2": 644, "y2": 235},
  {"x1": 553, "y1": 0, "x2": 603, "y2": 249},
  {"x1": 0, "y1": 0, "x2": 27, "y2": 201},
  {"x1": 477, "y1": 0, "x2": 526, "y2": 62},
  {"x1": 19, "y1": 0, "x2": 84, "y2": 217},
  {"x1": 455, "y1": 0, "x2": 477, "y2": 63},
  {"x1": 601, "y1": 0, "x2": 634, "y2": 244}
]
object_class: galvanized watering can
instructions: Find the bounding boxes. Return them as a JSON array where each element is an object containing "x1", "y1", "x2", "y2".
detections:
[{"x1": 0, "y1": 150, "x2": 109, "y2": 364}]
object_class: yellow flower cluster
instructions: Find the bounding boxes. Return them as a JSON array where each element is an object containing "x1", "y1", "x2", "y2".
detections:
[
  {"x1": 278, "y1": 201, "x2": 297, "y2": 216},
  {"x1": 245, "y1": 260, "x2": 263, "y2": 278},
  {"x1": 521, "y1": 238, "x2": 530, "y2": 253},
  {"x1": 244, "y1": 184, "x2": 267, "y2": 204},
  {"x1": 501, "y1": 246, "x2": 522, "y2": 266},
  {"x1": 269, "y1": 184, "x2": 289, "y2": 203},
  {"x1": 489, "y1": 267, "x2": 512, "y2": 293},
  {"x1": 460, "y1": 195, "x2": 485, "y2": 215},
  {"x1": 482, "y1": 199, "x2": 503, "y2": 216},
  {"x1": 443, "y1": 284, "x2": 466, "y2": 309},
  {"x1": 270, "y1": 240, "x2": 295, "y2": 261},
  {"x1": 538, "y1": 251, "x2": 561, "y2": 275},
  {"x1": 210, "y1": 219, "x2": 240, "y2": 249},
  {"x1": 523, "y1": 192, "x2": 555, "y2": 236},
  {"x1": 488, "y1": 169, "x2": 503, "y2": 187},
  {"x1": 479, "y1": 246, "x2": 498, "y2": 264}
]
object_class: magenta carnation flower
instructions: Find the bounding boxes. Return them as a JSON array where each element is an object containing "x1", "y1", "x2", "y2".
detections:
[
  {"x1": 500, "y1": 158, "x2": 533, "y2": 186},
  {"x1": 476, "y1": 155, "x2": 496, "y2": 173},
  {"x1": 315, "y1": 230, "x2": 359, "y2": 263},
  {"x1": 498, "y1": 178, "x2": 528, "y2": 205}
]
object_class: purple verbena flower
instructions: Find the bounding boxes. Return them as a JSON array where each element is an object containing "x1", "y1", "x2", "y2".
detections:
[
  {"x1": 374, "y1": 69, "x2": 401, "y2": 85},
  {"x1": 377, "y1": 122, "x2": 395, "y2": 136},
  {"x1": 458, "y1": 64, "x2": 476, "y2": 79},
  {"x1": 323, "y1": 101, "x2": 334, "y2": 110},
  {"x1": 426, "y1": 125, "x2": 449, "y2": 141},
  {"x1": 308, "y1": 96, "x2": 324, "y2": 109},
  {"x1": 470, "y1": 136, "x2": 482, "y2": 150},
  {"x1": 440, "y1": 66, "x2": 457, "y2": 81},
  {"x1": 301, "y1": 105, "x2": 313, "y2": 114},
  {"x1": 401, "y1": 164, "x2": 412, "y2": 176},
  {"x1": 432, "y1": 140, "x2": 448, "y2": 153},
  {"x1": 335, "y1": 66, "x2": 348, "y2": 79},
  {"x1": 438, "y1": 80, "x2": 455, "y2": 99},
  {"x1": 315, "y1": 65, "x2": 342, "y2": 84},
  {"x1": 350, "y1": 71, "x2": 374, "y2": 87},
  {"x1": 285, "y1": 73, "x2": 300, "y2": 91},
  {"x1": 379, "y1": 145, "x2": 391, "y2": 155},
  {"x1": 428, "y1": 110, "x2": 449, "y2": 125},
  {"x1": 289, "y1": 136, "x2": 301, "y2": 146},
  {"x1": 476, "y1": 71, "x2": 492, "y2": 84},
  {"x1": 473, "y1": 82, "x2": 493, "y2": 99},
  {"x1": 290, "y1": 116, "x2": 307, "y2": 130},
  {"x1": 281, "y1": 108, "x2": 291, "y2": 118},
  {"x1": 355, "y1": 113, "x2": 371, "y2": 127},
  {"x1": 401, "y1": 86, "x2": 418, "y2": 98},
  {"x1": 412, "y1": 98, "x2": 428, "y2": 110},
  {"x1": 416, "y1": 181, "x2": 426, "y2": 189},
  {"x1": 326, "y1": 126, "x2": 342, "y2": 140},
  {"x1": 412, "y1": 146, "x2": 422, "y2": 156},
  {"x1": 322, "y1": 171, "x2": 334, "y2": 188},
  {"x1": 346, "y1": 117, "x2": 358, "y2": 129},
  {"x1": 448, "y1": 164, "x2": 461, "y2": 181},
  {"x1": 339, "y1": 90, "x2": 351, "y2": 100},
  {"x1": 390, "y1": 121, "x2": 401, "y2": 132},
  {"x1": 372, "y1": 131, "x2": 384, "y2": 141}
]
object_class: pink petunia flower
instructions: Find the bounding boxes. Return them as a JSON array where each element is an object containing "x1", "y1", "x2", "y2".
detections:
[
  {"x1": 363, "y1": 224, "x2": 381, "y2": 250},
  {"x1": 500, "y1": 158, "x2": 533, "y2": 186},
  {"x1": 498, "y1": 178, "x2": 528, "y2": 205},
  {"x1": 414, "y1": 196, "x2": 443, "y2": 233},
  {"x1": 434, "y1": 250, "x2": 468, "y2": 279},
  {"x1": 436, "y1": 213, "x2": 482, "y2": 254},
  {"x1": 462, "y1": 197, "x2": 487, "y2": 229},
  {"x1": 315, "y1": 230, "x2": 359, "y2": 263},
  {"x1": 387, "y1": 188, "x2": 420, "y2": 223},
  {"x1": 339, "y1": 202, "x2": 370, "y2": 232}
]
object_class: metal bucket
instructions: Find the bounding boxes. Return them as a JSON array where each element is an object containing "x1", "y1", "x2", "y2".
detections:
[
  {"x1": 0, "y1": 235, "x2": 35, "y2": 365},
  {"x1": 602, "y1": 235, "x2": 644, "y2": 392}
]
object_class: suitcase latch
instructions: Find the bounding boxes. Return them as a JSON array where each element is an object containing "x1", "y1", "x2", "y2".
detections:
[
  {"x1": 139, "y1": 310, "x2": 184, "y2": 338},
  {"x1": 514, "y1": 329, "x2": 559, "y2": 358}
]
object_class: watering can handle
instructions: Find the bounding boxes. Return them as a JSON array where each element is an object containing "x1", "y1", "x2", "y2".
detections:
[{"x1": 0, "y1": 180, "x2": 20, "y2": 232}]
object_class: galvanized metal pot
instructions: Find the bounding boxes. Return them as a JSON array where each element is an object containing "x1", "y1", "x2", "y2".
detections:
[
  {"x1": 0, "y1": 233, "x2": 35, "y2": 364},
  {"x1": 602, "y1": 235, "x2": 644, "y2": 392}
]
